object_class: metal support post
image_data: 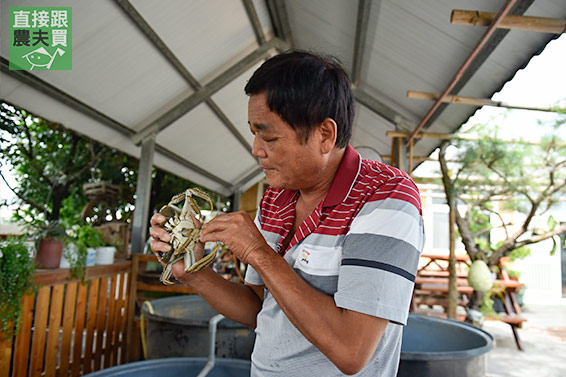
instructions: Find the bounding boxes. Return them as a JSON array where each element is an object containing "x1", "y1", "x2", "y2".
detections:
[
  {"x1": 130, "y1": 134, "x2": 155, "y2": 254},
  {"x1": 231, "y1": 189, "x2": 242, "y2": 212}
]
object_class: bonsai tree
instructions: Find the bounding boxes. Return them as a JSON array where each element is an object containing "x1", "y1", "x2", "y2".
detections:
[
  {"x1": 0, "y1": 237, "x2": 36, "y2": 339},
  {"x1": 437, "y1": 116, "x2": 566, "y2": 314}
]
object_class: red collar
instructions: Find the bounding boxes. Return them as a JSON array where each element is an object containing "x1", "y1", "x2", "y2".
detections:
[{"x1": 273, "y1": 145, "x2": 361, "y2": 208}]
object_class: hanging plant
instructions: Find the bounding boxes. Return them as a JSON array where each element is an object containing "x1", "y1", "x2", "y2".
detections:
[{"x1": 0, "y1": 237, "x2": 37, "y2": 339}]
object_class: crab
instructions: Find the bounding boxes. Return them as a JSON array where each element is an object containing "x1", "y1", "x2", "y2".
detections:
[{"x1": 157, "y1": 187, "x2": 218, "y2": 284}]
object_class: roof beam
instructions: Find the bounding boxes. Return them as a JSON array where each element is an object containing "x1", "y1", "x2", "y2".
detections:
[
  {"x1": 132, "y1": 37, "x2": 287, "y2": 144},
  {"x1": 352, "y1": 87, "x2": 408, "y2": 126},
  {"x1": 0, "y1": 57, "x2": 133, "y2": 137},
  {"x1": 351, "y1": 0, "x2": 373, "y2": 85},
  {"x1": 407, "y1": 90, "x2": 564, "y2": 113},
  {"x1": 242, "y1": 0, "x2": 267, "y2": 45},
  {"x1": 451, "y1": 10, "x2": 566, "y2": 34},
  {"x1": 115, "y1": 0, "x2": 254, "y2": 156},
  {"x1": 231, "y1": 166, "x2": 264, "y2": 193},
  {"x1": 266, "y1": 0, "x2": 293, "y2": 45},
  {"x1": 406, "y1": 0, "x2": 536, "y2": 144}
]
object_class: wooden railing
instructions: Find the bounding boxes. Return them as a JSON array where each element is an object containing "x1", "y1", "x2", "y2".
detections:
[{"x1": 1, "y1": 261, "x2": 132, "y2": 377}]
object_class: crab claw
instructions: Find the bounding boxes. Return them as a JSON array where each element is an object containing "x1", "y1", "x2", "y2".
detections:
[{"x1": 159, "y1": 204, "x2": 181, "y2": 218}]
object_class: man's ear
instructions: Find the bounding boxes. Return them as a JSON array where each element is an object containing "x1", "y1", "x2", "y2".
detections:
[{"x1": 318, "y1": 118, "x2": 337, "y2": 154}]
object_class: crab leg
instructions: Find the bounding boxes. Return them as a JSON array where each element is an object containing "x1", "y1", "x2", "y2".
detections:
[
  {"x1": 186, "y1": 244, "x2": 218, "y2": 273},
  {"x1": 160, "y1": 255, "x2": 184, "y2": 285},
  {"x1": 158, "y1": 248, "x2": 175, "y2": 264},
  {"x1": 184, "y1": 246, "x2": 196, "y2": 270}
]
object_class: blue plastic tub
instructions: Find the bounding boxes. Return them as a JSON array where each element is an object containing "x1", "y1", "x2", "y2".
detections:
[{"x1": 84, "y1": 357, "x2": 250, "y2": 377}]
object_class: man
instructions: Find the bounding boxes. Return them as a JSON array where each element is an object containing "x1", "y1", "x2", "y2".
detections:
[{"x1": 150, "y1": 51, "x2": 424, "y2": 376}]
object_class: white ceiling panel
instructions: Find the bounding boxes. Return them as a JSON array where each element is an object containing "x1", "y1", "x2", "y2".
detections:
[
  {"x1": 156, "y1": 102, "x2": 258, "y2": 184},
  {"x1": 351, "y1": 103, "x2": 396, "y2": 157},
  {"x1": 131, "y1": 0, "x2": 272, "y2": 84},
  {"x1": 1, "y1": 0, "x2": 193, "y2": 128},
  {"x1": 285, "y1": 0, "x2": 356, "y2": 68},
  {"x1": 1, "y1": 0, "x2": 562, "y2": 195}
]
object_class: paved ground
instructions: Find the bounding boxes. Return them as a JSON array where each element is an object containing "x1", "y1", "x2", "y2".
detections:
[{"x1": 484, "y1": 304, "x2": 566, "y2": 377}]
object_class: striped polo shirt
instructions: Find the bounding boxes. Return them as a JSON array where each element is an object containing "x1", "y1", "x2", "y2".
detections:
[{"x1": 245, "y1": 145, "x2": 425, "y2": 377}]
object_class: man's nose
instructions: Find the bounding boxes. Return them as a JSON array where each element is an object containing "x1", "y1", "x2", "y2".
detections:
[{"x1": 252, "y1": 137, "x2": 267, "y2": 158}]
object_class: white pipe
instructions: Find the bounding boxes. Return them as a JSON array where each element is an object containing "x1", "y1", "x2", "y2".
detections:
[{"x1": 196, "y1": 314, "x2": 225, "y2": 377}]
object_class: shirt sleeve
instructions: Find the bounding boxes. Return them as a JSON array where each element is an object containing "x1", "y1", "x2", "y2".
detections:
[
  {"x1": 334, "y1": 177, "x2": 425, "y2": 325},
  {"x1": 244, "y1": 210, "x2": 265, "y2": 286}
]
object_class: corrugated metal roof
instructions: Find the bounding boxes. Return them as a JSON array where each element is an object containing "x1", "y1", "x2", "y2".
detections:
[{"x1": 1, "y1": 0, "x2": 564, "y2": 196}]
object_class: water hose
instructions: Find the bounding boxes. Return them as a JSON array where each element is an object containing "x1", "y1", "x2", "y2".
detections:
[{"x1": 140, "y1": 301, "x2": 155, "y2": 359}]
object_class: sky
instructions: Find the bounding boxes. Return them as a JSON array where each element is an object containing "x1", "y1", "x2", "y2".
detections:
[{"x1": 413, "y1": 34, "x2": 566, "y2": 177}]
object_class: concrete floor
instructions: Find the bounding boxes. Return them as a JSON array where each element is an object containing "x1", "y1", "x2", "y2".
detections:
[{"x1": 484, "y1": 304, "x2": 566, "y2": 377}]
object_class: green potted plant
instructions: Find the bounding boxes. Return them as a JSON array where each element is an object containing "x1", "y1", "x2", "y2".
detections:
[
  {"x1": 61, "y1": 224, "x2": 106, "y2": 281},
  {"x1": 0, "y1": 237, "x2": 37, "y2": 340},
  {"x1": 31, "y1": 220, "x2": 69, "y2": 269},
  {"x1": 76, "y1": 224, "x2": 105, "y2": 265}
]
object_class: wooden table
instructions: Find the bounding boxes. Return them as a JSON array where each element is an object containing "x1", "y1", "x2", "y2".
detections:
[
  {"x1": 418, "y1": 253, "x2": 470, "y2": 276},
  {"x1": 413, "y1": 253, "x2": 527, "y2": 350}
]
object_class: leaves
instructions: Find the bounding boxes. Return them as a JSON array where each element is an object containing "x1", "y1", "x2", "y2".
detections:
[
  {"x1": 550, "y1": 236, "x2": 558, "y2": 256},
  {"x1": 438, "y1": 110, "x2": 566, "y2": 268},
  {"x1": 547, "y1": 215, "x2": 557, "y2": 231},
  {"x1": 0, "y1": 238, "x2": 37, "y2": 339},
  {"x1": 1, "y1": 102, "x2": 104, "y2": 222}
]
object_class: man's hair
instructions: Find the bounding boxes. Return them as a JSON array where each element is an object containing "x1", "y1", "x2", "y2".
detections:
[{"x1": 244, "y1": 51, "x2": 355, "y2": 148}]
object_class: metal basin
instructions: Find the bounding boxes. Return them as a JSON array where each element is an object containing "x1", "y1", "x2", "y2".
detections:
[{"x1": 142, "y1": 295, "x2": 255, "y2": 360}]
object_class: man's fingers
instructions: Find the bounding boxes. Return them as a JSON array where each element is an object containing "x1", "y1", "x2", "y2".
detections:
[
  {"x1": 150, "y1": 213, "x2": 167, "y2": 226},
  {"x1": 149, "y1": 226, "x2": 171, "y2": 242},
  {"x1": 189, "y1": 212, "x2": 202, "y2": 228},
  {"x1": 150, "y1": 238, "x2": 171, "y2": 253}
]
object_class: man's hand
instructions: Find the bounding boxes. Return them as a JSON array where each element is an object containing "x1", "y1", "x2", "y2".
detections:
[
  {"x1": 148, "y1": 212, "x2": 205, "y2": 283},
  {"x1": 200, "y1": 210, "x2": 269, "y2": 265}
]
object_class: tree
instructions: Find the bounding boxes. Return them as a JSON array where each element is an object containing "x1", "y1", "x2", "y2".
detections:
[
  {"x1": 437, "y1": 116, "x2": 566, "y2": 312},
  {"x1": 0, "y1": 101, "x2": 229, "y2": 231},
  {"x1": 0, "y1": 101, "x2": 106, "y2": 226}
]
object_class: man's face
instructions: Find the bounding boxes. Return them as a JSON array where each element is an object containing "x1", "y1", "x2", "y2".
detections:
[{"x1": 248, "y1": 92, "x2": 323, "y2": 190}]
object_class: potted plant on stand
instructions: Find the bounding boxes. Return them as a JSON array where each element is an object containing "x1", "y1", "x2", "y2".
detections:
[
  {"x1": 0, "y1": 237, "x2": 36, "y2": 340},
  {"x1": 60, "y1": 224, "x2": 106, "y2": 281},
  {"x1": 31, "y1": 220, "x2": 69, "y2": 269}
]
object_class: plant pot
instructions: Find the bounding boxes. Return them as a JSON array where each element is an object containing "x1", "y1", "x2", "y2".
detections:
[
  {"x1": 35, "y1": 238, "x2": 63, "y2": 269},
  {"x1": 60, "y1": 243, "x2": 82, "y2": 269},
  {"x1": 95, "y1": 246, "x2": 116, "y2": 265},
  {"x1": 86, "y1": 248, "x2": 97, "y2": 266}
]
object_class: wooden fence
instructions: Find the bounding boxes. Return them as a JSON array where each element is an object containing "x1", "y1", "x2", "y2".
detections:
[{"x1": 1, "y1": 261, "x2": 132, "y2": 377}]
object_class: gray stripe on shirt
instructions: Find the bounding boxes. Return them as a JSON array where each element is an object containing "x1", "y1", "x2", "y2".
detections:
[
  {"x1": 294, "y1": 268, "x2": 338, "y2": 296},
  {"x1": 357, "y1": 197, "x2": 422, "y2": 222},
  {"x1": 342, "y1": 233, "x2": 421, "y2": 274}
]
